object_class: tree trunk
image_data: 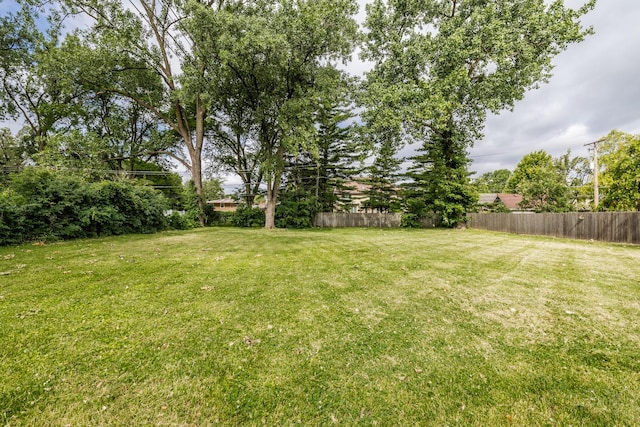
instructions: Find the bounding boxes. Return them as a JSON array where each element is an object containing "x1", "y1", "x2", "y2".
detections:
[
  {"x1": 244, "y1": 182, "x2": 254, "y2": 206},
  {"x1": 190, "y1": 149, "x2": 206, "y2": 226},
  {"x1": 182, "y1": 131, "x2": 206, "y2": 227},
  {"x1": 189, "y1": 99, "x2": 207, "y2": 226},
  {"x1": 265, "y1": 173, "x2": 281, "y2": 229}
]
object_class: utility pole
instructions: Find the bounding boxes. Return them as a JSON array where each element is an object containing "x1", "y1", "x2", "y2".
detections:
[{"x1": 585, "y1": 139, "x2": 603, "y2": 209}]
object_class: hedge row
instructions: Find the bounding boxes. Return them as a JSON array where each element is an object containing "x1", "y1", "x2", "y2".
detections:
[{"x1": 1, "y1": 168, "x2": 167, "y2": 246}]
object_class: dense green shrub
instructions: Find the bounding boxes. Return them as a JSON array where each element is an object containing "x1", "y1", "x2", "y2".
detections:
[
  {"x1": 0, "y1": 168, "x2": 167, "y2": 245},
  {"x1": 401, "y1": 198, "x2": 429, "y2": 228},
  {"x1": 208, "y1": 211, "x2": 234, "y2": 227},
  {"x1": 400, "y1": 212, "x2": 422, "y2": 228},
  {"x1": 83, "y1": 181, "x2": 167, "y2": 236},
  {"x1": 275, "y1": 191, "x2": 318, "y2": 228},
  {"x1": 0, "y1": 191, "x2": 23, "y2": 245},
  {"x1": 166, "y1": 211, "x2": 186, "y2": 230},
  {"x1": 231, "y1": 206, "x2": 265, "y2": 227},
  {"x1": 10, "y1": 168, "x2": 87, "y2": 240}
]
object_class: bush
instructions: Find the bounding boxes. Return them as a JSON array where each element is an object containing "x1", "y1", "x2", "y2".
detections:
[
  {"x1": 166, "y1": 211, "x2": 196, "y2": 230},
  {"x1": 83, "y1": 181, "x2": 167, "y2": 235},
  {"x1": 1, "y1": 168, "x2": 168, "y2": 246},
  {"x1": 400, "y1": 212, "x2": 422, "y2": 228},
  {"x1": 231, "y1": 206, "x2": 265, "y2": 227},
  {"x1": 401, "y1": 198, "x2": 429, "y2": 228},
  {"x1": 275, "y1": 192, "x2": 318, "y2": 229},
  {"x1": 0, "y1": 191, "x2": 23, "y2": 245},
  {"x1": 209, "y1": 211, "x2": 234, "y2": 227},
  {"x1": 10, "y1": 168, "x2": 87, "y2": 241}
]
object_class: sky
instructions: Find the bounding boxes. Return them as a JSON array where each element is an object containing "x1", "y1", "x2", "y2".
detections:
[
  {"x1": 350, "y1": 0, "x2": 640, "y2": 177},
  {"x1": 463, "y1": 0, "x2": 640, "y2": 176},
  {"x1": 2, "y1": 0, "x2": 639, "y2": 185}
]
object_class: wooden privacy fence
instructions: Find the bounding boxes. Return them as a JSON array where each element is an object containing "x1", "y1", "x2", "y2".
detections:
[
  {"x1": 314, "y1": 213, "x2": 440, "y2": 228},
  {"x1": 314, "y1": 213, "x2": 402, "y2": 228},
  {"x1": 467, "y1": 212, "x2": 640, "y2": 244}
]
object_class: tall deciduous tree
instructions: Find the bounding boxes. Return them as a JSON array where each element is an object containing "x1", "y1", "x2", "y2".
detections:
[
  {"x1": 554, "y1": 149, "x2": 591, "y2": 209},
  {"x1": 506, "y1": 150, "x2": 572, "y2": 212},
  {"x1": 599, "y1": 130, "x2": 640, "y2": 211},
  {"x1": 204, "y1": 106, "x2": 264, "y2": 207},
  {"x1": 1, "y1": 5, "x2": 176, "y2": 177},
  {"x1": 362, "y1": 0, "x2": 595, "y2": 225},
  {"x1": 56, "y1": 0, "x2": 232, "y2": 225},
  {"x1": 188, "y1": 0, "x2": 358, "y2": 228},
  {"x1": 0, "y1": 2, "x2": 85, "y2": 152}
]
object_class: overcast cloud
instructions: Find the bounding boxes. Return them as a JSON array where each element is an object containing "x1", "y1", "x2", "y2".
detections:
[
  {"x1": 353, "y1": 0, "x2": 640, "y2": 176},
  {"x1": 468, "y1": 0, "x2": 640, "y2": 176}
]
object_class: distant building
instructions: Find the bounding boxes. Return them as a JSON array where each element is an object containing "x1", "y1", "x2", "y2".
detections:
[
  {"x1": 495, "y1": 193, "x2": 525, "y2": 211},
  {"x1": 207, "y1": 198, "x2": 266, "y2": 212},
  {"x1": 207, "y1": 198, "x2": 239, "y2": 212},
  {"x1": 334, "y1": 181, "x2": 372, "y2": 213},
  {"x1": 333, "y1": 180, "x2": 401, "y2": 213},
  {"x1": 478, "y1": 193, "x2": 528, "y2": 212}
]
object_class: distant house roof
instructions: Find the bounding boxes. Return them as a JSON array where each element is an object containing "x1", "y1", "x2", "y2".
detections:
[
  {"x1": 207, "y1": 198, "x2": 238, "y2": 205},
  {"x1": 478, "y1": 193, "x2": 525, "y2": 210},
  {"x1": 341, "y1": 180, "x2": 372, "y2": 194},
  {"x1": 478, "y1": 193, "x2": 499, "y2": 204},
  {"x1": 496, "y1": 193, "x2": 524, "y2": 210}
]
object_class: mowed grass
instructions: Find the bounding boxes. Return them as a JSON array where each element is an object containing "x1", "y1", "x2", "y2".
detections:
[{"x1": 1, "y1": 228, "x2": 640, "y2": 426}]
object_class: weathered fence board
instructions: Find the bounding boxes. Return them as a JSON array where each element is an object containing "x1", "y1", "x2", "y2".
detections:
[
  {"x1": 313, "y1": 213, "x2": 439, "y2": 228},
  {"x1": 314, "y1": 213, "x2": 402, "y2": 228},
  {"x1": 467, "y1": 212, "x2": 640, "y2": 245}
]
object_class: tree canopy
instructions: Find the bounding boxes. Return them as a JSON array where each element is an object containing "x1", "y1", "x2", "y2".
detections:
[
  {"x1": 1, "y1": 0, "x2": 605, "y2": 230},
  {"x1": 186, "y1": 0, "x2": 358, "y2": 228},
  {"x1": 362, "y1": 0, "x2": 595, "y2": 225},
  {"x1": 473, "y1": 169, "x2": 511, "y2": 193},
  {"x1": 506, "y1": 150, "x2": 573, "y2": 212},
  {"x1": 599, "y1": 130, "x2": 640, "y2": 211}
]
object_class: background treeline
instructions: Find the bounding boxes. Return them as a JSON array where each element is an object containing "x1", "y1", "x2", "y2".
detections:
[
  {"x1": 471, "y1": 130, "x2": 640, "y2": 213},
  {"x1": 0, "y1": 165, "x2": 320, "y2": 245},
  {"x1": 1, "y1": 0, "x2": 604, "y2": 236}
]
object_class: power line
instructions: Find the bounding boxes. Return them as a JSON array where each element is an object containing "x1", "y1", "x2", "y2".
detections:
[{"x1": 584, "y1": 138, "x2": 604, "y2": 209}]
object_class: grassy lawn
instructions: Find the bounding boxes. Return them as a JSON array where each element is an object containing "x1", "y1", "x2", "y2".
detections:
[{"x1": 1, "y1": 227, "x2": 640, "y2": 426}]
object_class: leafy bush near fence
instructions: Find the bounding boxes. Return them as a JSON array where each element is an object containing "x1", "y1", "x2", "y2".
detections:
[
  {"x1": 401, "y1": 198, "x2": 430, "y2": 228},
  {"x1": 0, "y1": 168, "x2": 167, "y2": 245},
  {"x1": 275, "y1": 192, "x2": 318, "y2": 229},
  {"x1": 231, "y1": 206, "x2": 265, "y2": 227},
  {"x1": 82, "y1": 180, "x2": 167, "y2": 236}
]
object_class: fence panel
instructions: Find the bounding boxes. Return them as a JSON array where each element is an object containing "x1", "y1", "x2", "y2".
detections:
[
  {"x1": 313, "y1": 213, "x2": 440, "y2": 228},
  {"x1": 314, "y1": 213, "x2": 402, "y2": 228},
  {"x1": 468, "y1": 212, "x2": 640, "y2": 245}
]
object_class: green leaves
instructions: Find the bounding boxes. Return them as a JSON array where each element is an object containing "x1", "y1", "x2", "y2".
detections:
[
  {"x1": 506, "y1": 150, "x2": 574, "y2": 212},
  {"x1": 186, "y1": 0, "x2": 358, "y2": 227},
  {"x1": 1, "y1": 168, "x2": 168, "y2": 245},
  {"x1": 473, "y1": 169, "x2": 511, "y2": 193},
  {"x1": 363, "y1": 0, "x2": 595, "y2": 141},
  {"x1": 362, "y1": 0, "x2": 594, "y2": 225},
  {"x1": 599, "y1": 130, "x2": 640, "y2": 211}
]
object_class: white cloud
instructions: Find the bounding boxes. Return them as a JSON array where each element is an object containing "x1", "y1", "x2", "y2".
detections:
[{"x1": 469, "y1": 0, "x2": 640, "y2": 175}]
